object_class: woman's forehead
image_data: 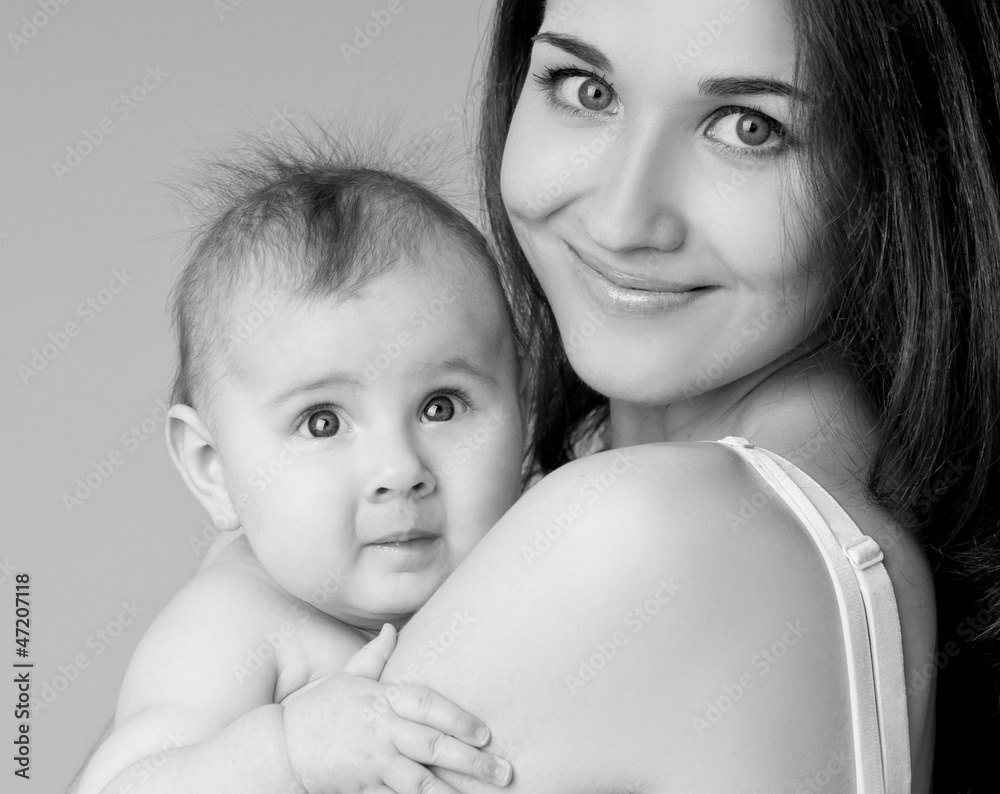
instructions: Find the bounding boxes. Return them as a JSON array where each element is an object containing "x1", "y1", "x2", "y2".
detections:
[{"x1": 537, "y1": 0, "x2": 796, "y2": 87}]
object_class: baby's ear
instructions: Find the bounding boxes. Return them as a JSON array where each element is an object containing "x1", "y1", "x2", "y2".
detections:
[{"x1": 165, "y1": 405, "x2": 240, "y2": 531}]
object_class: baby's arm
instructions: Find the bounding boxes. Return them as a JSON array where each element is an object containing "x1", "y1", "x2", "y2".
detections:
[
  {"x1": 77, "y1": 560, "x2": 512, "y2": 794},
  {"x1": 76, "y1": 563, "x2": 307, "y2": 794}
]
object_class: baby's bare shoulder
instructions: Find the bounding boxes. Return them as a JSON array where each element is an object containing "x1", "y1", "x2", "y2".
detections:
[
  {"x1": 190, "y1": 535, "x2": 371, "y2": 696},
  {"x1": 172, "y1": 536, "x2": 294, "y2": 629},
  {"x1": 118, "y1": 544, "x2": 298, "y2": 713}
]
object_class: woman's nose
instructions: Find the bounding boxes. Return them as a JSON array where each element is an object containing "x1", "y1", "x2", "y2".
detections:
[
  {"x1": 583, "y1": 125, "x2": 689, "y2": 255},
  {"x1": 363, "y1": 431, "x2": 436, "y2": 503}
]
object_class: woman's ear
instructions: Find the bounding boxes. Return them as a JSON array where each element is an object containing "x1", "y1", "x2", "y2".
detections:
[{"x1": 165, "y1": 404, "x2": 240, "y2": 531}]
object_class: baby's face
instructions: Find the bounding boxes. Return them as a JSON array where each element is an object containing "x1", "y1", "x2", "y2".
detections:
[{"x1": 211, "y1": 254, "x2": 524, "y2": 629}]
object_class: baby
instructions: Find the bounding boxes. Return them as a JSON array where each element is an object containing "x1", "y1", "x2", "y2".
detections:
[{"x1": 78, "y1": 139, "x2": 525, "y2": 794}]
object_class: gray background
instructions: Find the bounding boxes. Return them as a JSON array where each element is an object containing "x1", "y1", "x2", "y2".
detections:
[{"x1": 2, "y1": 1, "x2": 494, "y2": 789}]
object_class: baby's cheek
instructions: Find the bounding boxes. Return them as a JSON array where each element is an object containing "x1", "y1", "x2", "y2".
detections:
[{"x1": 445, "y1": 476, "x2": 504, "y2": 556}]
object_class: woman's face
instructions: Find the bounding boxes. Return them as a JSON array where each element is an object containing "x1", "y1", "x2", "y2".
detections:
[{"x1": 502, "y1": 0, "x2": 829, "y2": 406}]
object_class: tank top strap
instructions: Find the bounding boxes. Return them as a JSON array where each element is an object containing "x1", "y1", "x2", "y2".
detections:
[{"x1": 714, "y1": 437, "x2": 911, "y2": 794}]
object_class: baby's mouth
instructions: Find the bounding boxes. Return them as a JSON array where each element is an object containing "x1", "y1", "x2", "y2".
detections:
[
  {"x1": 367, "y1": 529, "x2": 440, "y2": 546},
  {"x1": 366, "y1": 532, "x2": 443, "y2": 566},
  {"x1": 364, "y1": 523, "x2": 445, "y2": 557},
  {"x1": 372, "y1": 537, "x2": 438, "y2": 549}
]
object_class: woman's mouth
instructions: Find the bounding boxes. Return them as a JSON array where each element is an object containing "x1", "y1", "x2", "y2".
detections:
[{"x1": 565, "y1": 242, "x2": 715, "y2": 315}]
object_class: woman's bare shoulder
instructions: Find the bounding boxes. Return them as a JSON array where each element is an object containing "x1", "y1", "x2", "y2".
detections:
[
  {"x1": 526, "y1": 439, "x2": 842, "y2": 579},
  {"x1": 390, "y1": 441, "x2": 861, "y2": 789},
  {"x1": 573, "y1": 438, "x2": 933, "y2": 780}
]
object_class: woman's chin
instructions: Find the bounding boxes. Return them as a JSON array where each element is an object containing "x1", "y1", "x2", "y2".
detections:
[{"x1": 565, "y1": 346, "x2": 688, "y2": 407}]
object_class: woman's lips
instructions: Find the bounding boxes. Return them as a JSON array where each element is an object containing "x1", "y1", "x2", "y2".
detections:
[{"x1": 565, "y1": 242, "x2": 714, "y2": 315}]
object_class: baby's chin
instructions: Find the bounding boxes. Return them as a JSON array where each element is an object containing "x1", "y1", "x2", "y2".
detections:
[{"x1": 307, "y1": 586, "x2": 438, "y2": 632}]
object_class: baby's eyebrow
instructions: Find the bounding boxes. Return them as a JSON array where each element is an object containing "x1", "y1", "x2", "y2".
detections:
[
  {"x1": 412, "y1": 355, "x2": 499, "y2": 388},
  {"x1": 266, "y1": 373, "x2": 365, "y2": 410},
  {"x1": 531, "y1": 31, "x2": 614, "y2": 73}
]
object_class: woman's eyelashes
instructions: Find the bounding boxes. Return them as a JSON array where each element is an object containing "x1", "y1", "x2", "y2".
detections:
[
  {"x1": 703, "y1": 105, "x2": 788, "y2": 159},
  {"x1": 532, "y1": 62, "x2": 789, "y2": 159},
  {"x1": 532, "y1": 64, "x2": 620, "y2": 117}
]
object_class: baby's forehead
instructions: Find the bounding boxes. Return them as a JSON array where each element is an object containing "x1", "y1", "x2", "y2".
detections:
[
  {"x1": 216, "y1": 251, "x2": 516, "y2": 391},
  {"x1": 343, "y1": 254, "x2": 516, "y2": 356}
]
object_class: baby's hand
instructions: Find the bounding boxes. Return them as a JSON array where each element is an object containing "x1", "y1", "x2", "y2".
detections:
[{"x1": 281, "y1": 624, "x2": 512, "y2": 794}]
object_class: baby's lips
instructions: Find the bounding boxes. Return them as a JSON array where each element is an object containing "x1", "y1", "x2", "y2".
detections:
[{"x1": 363, "y1": 527, "x2": 442, "y2": 546}]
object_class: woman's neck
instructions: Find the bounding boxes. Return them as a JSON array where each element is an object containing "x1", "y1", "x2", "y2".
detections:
[{"x1": 609, "y1": 343, "x2": 838, "y2": 449}]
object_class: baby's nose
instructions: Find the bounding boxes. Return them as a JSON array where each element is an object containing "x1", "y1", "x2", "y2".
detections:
[
  {"x1": 364, "y1": 442, "x2": 436, "y2": 502},
  {"x1": 369, "y1": 477, "x2": 434, "y2": 500}
]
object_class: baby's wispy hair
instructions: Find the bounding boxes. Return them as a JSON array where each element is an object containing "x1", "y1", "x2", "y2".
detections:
[{"x1": 168, "y1": 116, "x2": 517, "y2": 414}]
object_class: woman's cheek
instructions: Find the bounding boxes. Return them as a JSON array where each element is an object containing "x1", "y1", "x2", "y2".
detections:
[
  {"x1": 695, "y1": 164, "x2": 811, "y2": 301},
  {"x1": 502, "y1": 102, "x2": 592, "y2": 221},
  {"x1": 500, "y1": 103, "x2": 539, "y2": 219}
]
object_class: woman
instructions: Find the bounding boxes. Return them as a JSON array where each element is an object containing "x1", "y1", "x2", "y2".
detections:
[{"x1": 375, "y1": 0, "x2": 1000, "y2": 791}]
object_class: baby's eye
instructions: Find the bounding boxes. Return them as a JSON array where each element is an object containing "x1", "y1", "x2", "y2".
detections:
[
  {"x1": 705, "y1": 107, "x2": 786, "y2": 155},
  {"x1": 296, "y1": 407, "x2": 349, "y2": 439},
  {"x1": 534, "y1": 65, "x2": 620, "y2": 116},
  {"x1": 420, "y1": 391, "x2": 471, "y2": 424}
]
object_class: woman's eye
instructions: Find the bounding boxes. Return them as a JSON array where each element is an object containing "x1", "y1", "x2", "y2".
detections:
[
  {"x1": 534, "y1": 66, "x2": 619, "y2": 116},
  {"x1": 420, "y1": 393, "x2": 469, "y2": 424},
  {"x1": 560, "y1": 74, "x2": 616, "y2": 113},
  {"x1": 705, "y1": 107, "x2": 786, "y2": 155},
  {"x1": 297, "y1": 408, "x2": 346, "y2": 439}
]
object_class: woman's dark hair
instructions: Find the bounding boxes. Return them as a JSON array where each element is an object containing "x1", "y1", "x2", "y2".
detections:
[
  {"x1": 478, "y1": 2, "x2": 609, "y2": 477},
  {"x1": 478, "y1": 0, "x2": 1000, "y2": 787}
]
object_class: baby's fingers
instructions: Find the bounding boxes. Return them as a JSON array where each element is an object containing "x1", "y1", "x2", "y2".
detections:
[
  {"x1": 342, "y1": 623, "x2": 397, "y2": 680},
  {"x1": 382, "y1": 756, "x2": 467, "y2": 794},
  {"x1": 392, "y1": 725, "x2": 513, "y2": 787},
  {"x1": 388, "y1": 685, "x2": 491, "y2": 747}
]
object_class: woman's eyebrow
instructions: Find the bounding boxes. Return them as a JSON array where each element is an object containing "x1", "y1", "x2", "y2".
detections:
[
  {"x1": 529, "y1": 35, "x2": 806, "y2": 103},
  {"x1": 530, "y1": 31, "x2": 613, "y2": 73},
  {"x1": 699, "y1": 76, "x2": 806, "y2": 101}
]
